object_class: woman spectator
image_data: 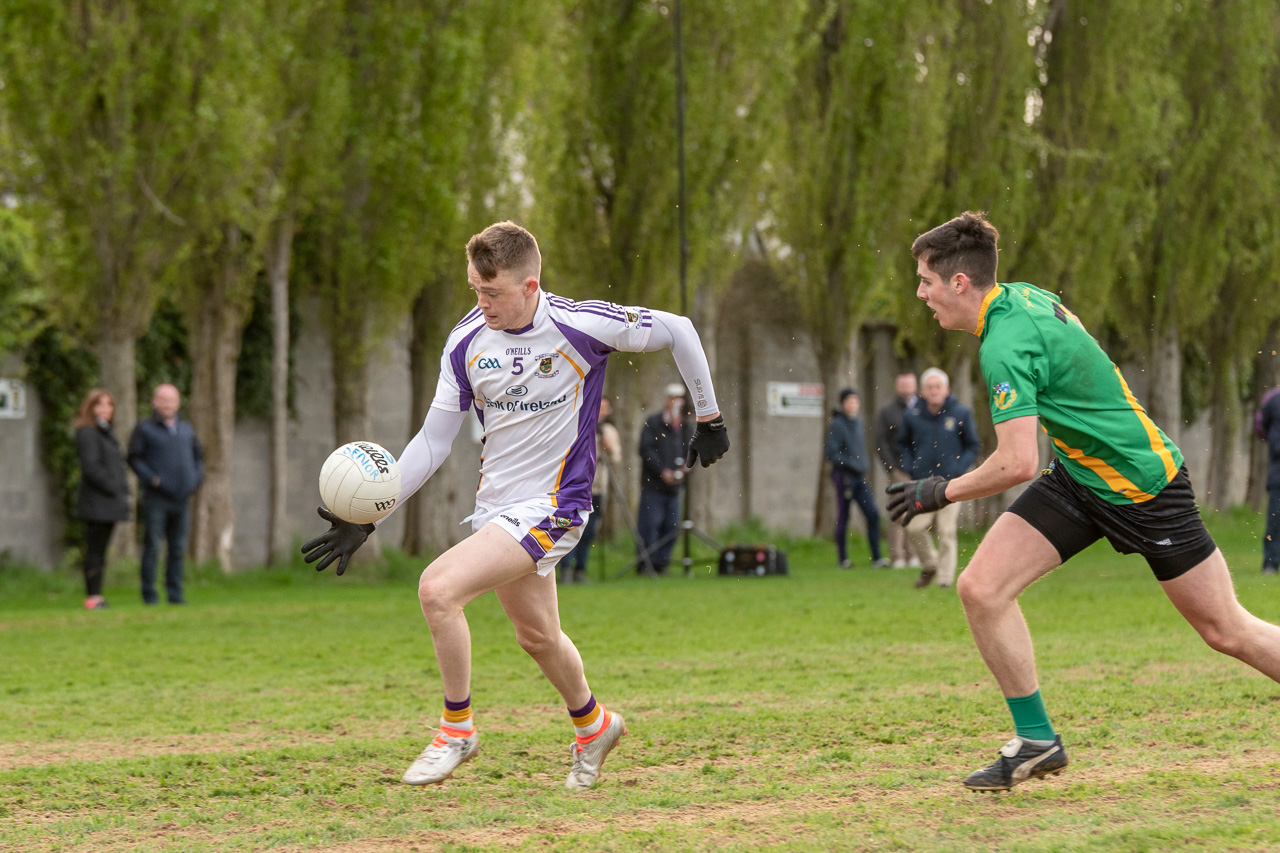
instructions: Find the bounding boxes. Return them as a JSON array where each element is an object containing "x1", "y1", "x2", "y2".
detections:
[{"x1": 74, "y1": 388, "x2": 131, "y2": 609}]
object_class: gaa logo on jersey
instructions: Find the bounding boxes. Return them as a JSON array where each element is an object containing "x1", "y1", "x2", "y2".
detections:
[
  {"x1": 477, "y1": 357, "x2": 502, "y2": 370},
  {"x1": 992, "y1": 381, "x2": 1018, "y2": 410}
]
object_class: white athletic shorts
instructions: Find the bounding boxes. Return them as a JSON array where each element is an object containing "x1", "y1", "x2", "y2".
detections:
[{"x1": 465, "y1": 500, "x2": 589, "y2": 577}]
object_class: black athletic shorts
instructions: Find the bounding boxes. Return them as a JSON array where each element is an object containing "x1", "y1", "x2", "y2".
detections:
[{"x1": 1005, "y1": 461, "x2": 1217, "y2": 581}]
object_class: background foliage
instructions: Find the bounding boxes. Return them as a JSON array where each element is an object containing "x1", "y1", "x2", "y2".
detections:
[{"x1": 1, "y1": 0, "x2": 1279, "y2": 563}]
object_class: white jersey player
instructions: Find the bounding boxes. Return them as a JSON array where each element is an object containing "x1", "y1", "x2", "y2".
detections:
[{"x1": 302, "y1": 221, "x2": 730, "y2": 790}]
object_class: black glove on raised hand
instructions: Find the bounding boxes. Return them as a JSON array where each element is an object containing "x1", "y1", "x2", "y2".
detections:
[
  {"x1": 301, "y1": 506, "x2": 375, "y2": 576},
  {"x1": 687, "y1": 414, "x2": 730, "y2": 468},
  {"x1": 886, "y1": 476, "x2": 952, "y2": 525}
]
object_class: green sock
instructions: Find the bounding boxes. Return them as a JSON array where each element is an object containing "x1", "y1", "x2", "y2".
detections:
[{"x1": 1005, "y1": 689, "x2": 1055, "y2": 741}]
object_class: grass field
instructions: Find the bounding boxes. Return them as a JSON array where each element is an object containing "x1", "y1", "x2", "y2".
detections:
[{"x1": 3, "y1": 512, "x2": 1280, "y2": 852}]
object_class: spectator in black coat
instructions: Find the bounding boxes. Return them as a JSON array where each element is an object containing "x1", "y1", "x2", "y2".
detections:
[
  {"x1": 825, "y1": 388, "x2": 886, "y2": 569},
  {"x1": 875, "y1": 371, "x2": 919, "y2": 568},
  {"x1": 128, "y1": 383, "x2": 203, "y2": 605},
  {"x1": 74, "y1": 388, "x2": 131, "y2": 610},
  {"x1": 1255, "y1": 385, "x2": 1280, "y2": 575},
  {"x1": 635, "y1": 384, "x2": 688, "y2": 575}
]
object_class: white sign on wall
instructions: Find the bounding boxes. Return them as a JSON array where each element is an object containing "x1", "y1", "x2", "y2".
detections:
[
  {"x1": 766, "y1": 381, "x2": 825, "y2": 417},
  {"x1": 0, "y1": 378, "x2": 25, "y2": 419}
]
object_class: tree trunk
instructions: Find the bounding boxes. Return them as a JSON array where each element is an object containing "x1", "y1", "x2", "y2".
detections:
[
  {"x1": 1206, "y1": 361, "x2": 1240, "y2": 511},
  {"x1": 333, "y1": 333, "x2": 372, "y2": 445},
  {"x1": 1246, "y1": 320, "x2": 1280, "y2": 511},
  {"x1": 1147, "y1": 319, "x2": 1182, "y2": 446},
  {"x1": 812, "y1": 329, "x2": 859, "y2": 538},
  {"x1": 188, "y1": 225, "x2": 252, "y2": 572},
  {"x1": 403, "y1": 284, "x2": 464, "y2": 556},
  {"x1": 687, "y1": 278, "x2": 717, "y2": 534},
  {"x1": 100, "y1": 329, "x2": 139, "y2": 563},
  {"x1": 735, "y1": 301, "x2": 754, "y2": 525},
  {"x1": 266, "y1": 214, "x2": 293, "y2": 566}
]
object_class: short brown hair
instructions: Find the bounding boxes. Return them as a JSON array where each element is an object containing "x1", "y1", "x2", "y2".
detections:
[
  {"x1": 465, "y1": 221, "x2": 541, "y2": 283},
  {"x1": 911, "y1": 211, "x2": 1000, "y2": 288},
  {"x1": 74, "y1": 388, "x2": 115, "y2": 429}
]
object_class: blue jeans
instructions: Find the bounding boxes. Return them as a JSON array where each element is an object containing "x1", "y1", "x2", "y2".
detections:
[
  {"x1": 636, "y1": 488, "x2": 681, "y2": 574},
  {"x1": 832, "y1": 470, "x2": 882, "y2": 563},
  {"x1": 140, "y1": 493, "x2": 191, "y2": 604},
  {"x1": 563, "y1": 494, "x2": 605, "y2": 575},
  {"x1": 1265, "y1": 487, "x2": 1280, "y2": 570}
]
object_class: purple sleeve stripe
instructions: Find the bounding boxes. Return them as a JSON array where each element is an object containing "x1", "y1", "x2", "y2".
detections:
[
  {"x1": 570, "y1": 306, "x2": 634, "y2": 323},
  {"x1": 549, "y1": 296, "x2": 629, "y2": 321},
  {"x1": 576, "y1": 300, "x2": 628, "y2": 319},
  {"x1": 451, "y1": 307, "x2": 482, "y2": 332},
  {"x1": 448, "y1": 325, "x2": 484, "y2": 408}
]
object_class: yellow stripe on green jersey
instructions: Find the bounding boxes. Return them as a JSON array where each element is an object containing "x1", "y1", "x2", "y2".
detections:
[{"x1": 976, "y1": 282, "x2": 1182, "y2": 506}]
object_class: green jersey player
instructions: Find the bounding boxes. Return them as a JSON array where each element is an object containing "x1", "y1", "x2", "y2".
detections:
[{"x1": 889, "y1": 211, "x2": 1280, "y2": 791}]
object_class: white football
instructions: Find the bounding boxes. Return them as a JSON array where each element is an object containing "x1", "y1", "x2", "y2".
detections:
[{"x1": 318, "y1": 441, "x2": 402, "y2": 524}]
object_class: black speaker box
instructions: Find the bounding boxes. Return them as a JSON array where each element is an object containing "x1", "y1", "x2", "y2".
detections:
[{"x1": 717, "y1": 544, "x2": 789, "y2": 576}]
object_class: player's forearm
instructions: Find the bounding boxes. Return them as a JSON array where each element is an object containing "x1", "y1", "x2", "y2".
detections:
[
  {"x1": 645, "y1": 310, "x2": 720, "y2": 418},
  {"x1": 379, "y1": 406, "x2": 466, "y2": 525},
  {"x1": 943, "y1": 445, "x2": 1039, "y2": 503}
]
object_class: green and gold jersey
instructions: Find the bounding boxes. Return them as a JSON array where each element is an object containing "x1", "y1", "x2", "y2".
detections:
[{"x1": 976, "y1": 282, "x2": 1183, "y2": 505}]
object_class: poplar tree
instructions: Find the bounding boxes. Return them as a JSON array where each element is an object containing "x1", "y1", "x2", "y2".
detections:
[
  {"x1": 0, "y1": 0, "x2": 224, "y2": 451},
  {"x1": 764, "y1": 0, "x2": 952, "y2": 531}
]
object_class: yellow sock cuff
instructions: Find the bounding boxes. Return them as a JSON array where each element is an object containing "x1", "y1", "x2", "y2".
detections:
[
  {"x1": 571, "y1": 704, "x2": 602, "y2": 728},
  {"x1": 443, "y1": 705, "x2": 472, "y2": 724}
]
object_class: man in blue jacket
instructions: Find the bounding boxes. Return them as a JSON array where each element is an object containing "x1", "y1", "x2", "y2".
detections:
[
  {"x1": 825, "y1": 388, "x2": 886, "y2": 569},
  {"x1": 128, "y1": 383, "x2": 203, "y2": 604},
  {"x1": 898, "y1": 368, "x2": 980, "y2": 588}
]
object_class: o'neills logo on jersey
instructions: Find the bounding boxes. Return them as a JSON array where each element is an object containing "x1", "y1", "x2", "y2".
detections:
[
  {"x1": 533, "y1": 353, "x2": 560, "y2": 379},
  {"x1": 992, "y1": 382, "x2": 1018, "y2": 410}
]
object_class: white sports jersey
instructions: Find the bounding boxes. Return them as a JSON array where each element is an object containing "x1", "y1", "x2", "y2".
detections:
[{"x1": 431, "y1": 291, "x2": 654, "y2": 514}]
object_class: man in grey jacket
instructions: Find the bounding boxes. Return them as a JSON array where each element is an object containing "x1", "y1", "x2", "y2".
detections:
[{"x1": 825, "y1": 388, "x2": 887, "y2": 569}]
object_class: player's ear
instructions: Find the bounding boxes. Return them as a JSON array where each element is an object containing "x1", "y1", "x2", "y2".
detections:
[{"x1": 952, "y1": 272, "x2": 970, "y2": 293}]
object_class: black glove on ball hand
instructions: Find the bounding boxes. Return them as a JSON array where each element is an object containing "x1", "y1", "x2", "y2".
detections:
[
  {"x1": 301, "y1": 506, "x2": 375, "y2": 576},
  {"x1": 886, "y1": 476, "x2": 952, "y2": 525},
  {"x1": 687, "y1": 414, "x2": 730, "y2": 468}
]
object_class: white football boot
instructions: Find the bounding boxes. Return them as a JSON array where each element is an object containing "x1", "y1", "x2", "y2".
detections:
[
  {"x1": 402, "y1": 726, "x2": 480, "y2": 786},
  {"x1": 565, "y1": 709, "x2": 627, "y2": 789}
]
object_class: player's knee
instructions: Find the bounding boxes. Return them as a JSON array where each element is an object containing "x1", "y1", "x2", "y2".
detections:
[
  {"x1": 956, "y1": 567, "x2": 1000, "y2": 610},
  {"x1": 417, "y1": 570, "x2": 451, "y2": 618},
  {"x1": 513, "y1": 624, "x2": 558, "y2": 658},
  {"x1": 1194, "y1": 618, "x2": 1247, "y2": 658}
]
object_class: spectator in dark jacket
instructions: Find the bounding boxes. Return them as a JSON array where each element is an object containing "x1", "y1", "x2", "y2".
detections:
[
  {"x1": 875, "y1": 371, "x2": 919, "y2": 568},
  {"x1": 74, "y1": 388, "x2": 131, "y2": 610},
  {"x1": 635, "y1": 384, "x2": 688, "y2": 575},
  {"x1": 825, "y1": 388, "x2": 886, "y2": 569},
  {"x1": 897, "y1": 368, "x2": 981, "y2": 588},
  {"x1": 1256, "y1": 386, "x2": 1280, "y2": 575},
  {"x1": 128, "y1": 383, "x2": 203, "y2": 604}
]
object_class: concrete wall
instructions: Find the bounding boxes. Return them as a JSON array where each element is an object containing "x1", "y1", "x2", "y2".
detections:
[{"x1": 0, "y1": 356, "x2": 61, "y2": 567}]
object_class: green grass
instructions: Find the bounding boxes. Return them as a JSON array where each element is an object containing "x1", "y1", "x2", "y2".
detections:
[{"x1": 3, "y1": 512, "x2": 1279, "y2": 852}]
